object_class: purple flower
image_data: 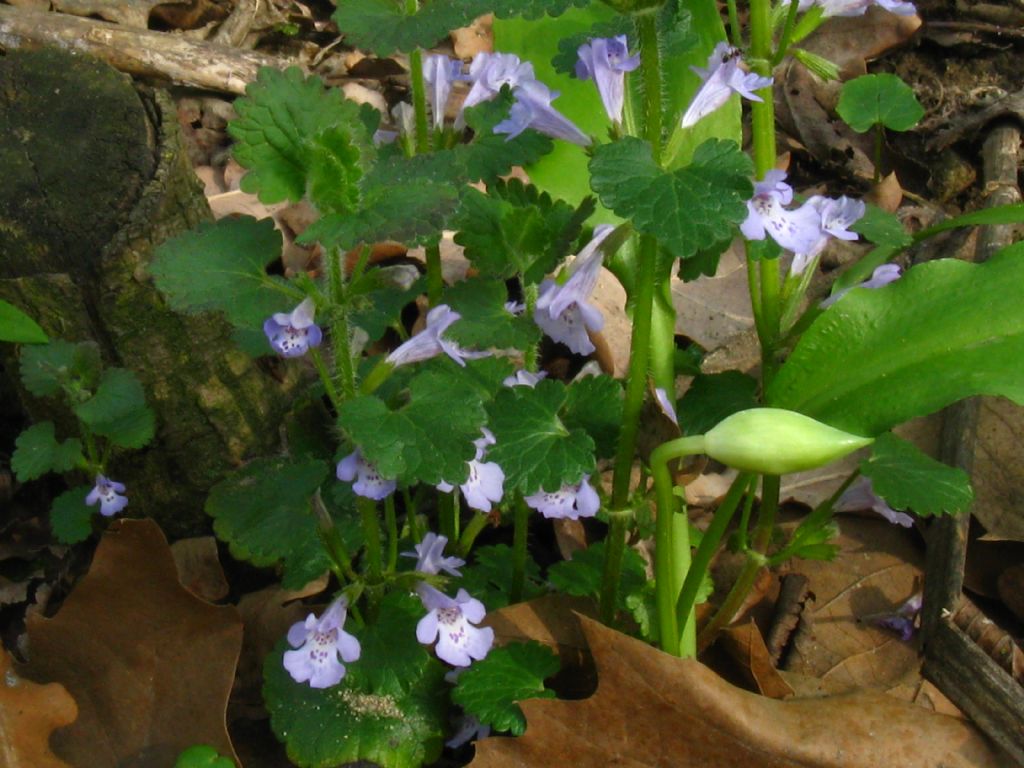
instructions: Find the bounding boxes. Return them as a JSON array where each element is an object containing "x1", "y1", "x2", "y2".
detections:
[
  {"x1": 494, "y1": 80, "x2": 592, "y2": 147},
  {"x1": 263, "y1": 297, "x2": 323, "y2": 358},
  {"x1": 416, "y1": 584, "x2": 495, "y2": 667},
  {"x1": 792, "y1": 194, "x2": 866, "y2": 273},
  {"x1": 437, "y1": 429, "x2": 505, "y2": 513},
  {"x1": 741, "y1": 170, "x2": 824, "y2": 255},
  {"x1": 402, "y1": 532, "x2": 465, "y2": 577},
  {"x1": 534, "y1": 225, "x2": 614, "y2": 355},
  {"x1": 654, "y1": 387, "x2": 679, "y2": 426},
  {"x1": 423, "y1": 54, "x2": 464, "y2": 129},
  {"x1": 575, "y1": 35, "x2": 640, "y2": 124},
  {"x1": 835, "y1": 477, "x2": 914, "y2": 527},
  {"x1": 503, "y1": 369, "x2": 547, "y2": 388},
  {"x1": 798, "y1": 0, "x2": 916, "y2": 16},
  {"x1": 461, "y1": 52, "x2": 537, "y2": 116},
  {"x1": 681, "y1": 43, "x2": 773, "y2": 129},
  {"x1": 821, "y1": 264, "x2": 902, "y2": 308},
  {"x1": 85, "y1": 474, "x2": 128, "y2": 517},
  {"x1": 525, "y1": 474, "x2": 600, "y2": 520},
  {"x1": 337, "y1": 448, "x2": 396, "y2": 500},
  {"x1": 283, "y1": 597, "x2": 361, "y2": 688},
  {"x1": 865, "y1": 593, "x2": 922, "y2": 641},
  {"x1": 386, "y1": 305, "x2": 489, "y2": 368}
]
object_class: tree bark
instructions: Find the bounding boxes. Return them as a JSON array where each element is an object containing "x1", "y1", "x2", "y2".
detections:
[{"x1": 0, "y1": 48, "x2": 300, "y2": 538}]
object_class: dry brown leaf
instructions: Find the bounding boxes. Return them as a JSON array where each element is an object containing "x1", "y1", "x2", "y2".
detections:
[
  {"x1": 19, "y1": 519, "x2": 242, "y2": 767},
  {"x1": 452, "y1": 14, "x2": 493, "y2": 59},
  {"x1": 719, "y1": 620, "x2": 795, "y2": 699},
  {"x1": 472, "y1": 615, "x2": 1002, "y2": 767},
  {"x1": 672, "y1": 242, "x2": 754, "y2": 354},
  {"x1": 866, "y1": 171, "x2": 905, "y2": 212},
  {"x1": 784, "y1": 517, "x2": 922, "y2": 695},
  {"x1": 0, "y1": 646, "x2": 77, "y2": 768},
  {"x1": 171, "y1": 536, "x2": 229, "y2": 602},
  {"x1": 969, "y1": 396, "x2": 1024, "y2": 542}
]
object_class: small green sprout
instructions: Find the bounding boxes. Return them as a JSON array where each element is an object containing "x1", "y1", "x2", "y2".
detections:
[{"x1": 837, "y1": 73, "x2": 924, "y2": 182}]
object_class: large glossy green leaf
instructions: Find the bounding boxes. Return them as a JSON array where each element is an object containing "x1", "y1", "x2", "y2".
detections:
[
  {"x1": 0, "y1": 299, "x2": 47, "y2": 344},
  {"x1": 768, "y1": 245, "x2": 1024, "y2": 435}
]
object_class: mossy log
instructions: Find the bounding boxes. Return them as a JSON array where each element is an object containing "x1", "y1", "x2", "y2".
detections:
[{"x1": 0, "y1": 49, "x2": 299, "y2": 538}]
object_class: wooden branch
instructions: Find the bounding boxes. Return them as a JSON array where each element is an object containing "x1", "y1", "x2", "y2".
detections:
[
  {"x1": 923, "y1": 621, "x2": 1024, "y2": 764},
  {"x1": 0, "y1": 5, "x2": 294, "y2": 94}
]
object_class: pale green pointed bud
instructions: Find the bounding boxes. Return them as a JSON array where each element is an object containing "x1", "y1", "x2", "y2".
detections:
[{"x1": 703, "y1": 408, "x2": 872, "y2": 475}]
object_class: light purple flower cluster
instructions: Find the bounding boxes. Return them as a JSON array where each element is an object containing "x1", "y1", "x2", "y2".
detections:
[
  {"x1": 337, "y1": 447, "x2": 396, "y2": 500},
  {"x1": 437, "y1": 429, "x2": 505, "y2": 513},
  {"x1": 423, "y1": 54, "x2": 465, "y2": 130},
  {"x1": 386, "y1": 304, "x2": 489, "y2": 368},
  {"x1": 525, "y1": 475, "x2": 600, "y2": 520},
  {"x1": 835, "y1": 476, "x2": 914, "y2": 527},
  {"x1": 283, "y1": 596, "x2": 361, "y2": 688},
  {"x1": 681, "y1": 43, "x2": 773, "y2": 129},
  {"x1": 463, "y1": 52, "x2": 591, "y2": 146},
  {"x1": 575, "y1": 35, "x2": 640, "y2": 125},
  {"x1": 404, "y1": 532, "x2": 495, "y2": 667},
  {"x1": 263, "y1": 297, "x2": 322, "y2": 358},
  {"x1": 741, "y1": 170, "x2": 865, "y2": 275},
  {"x1": 798, "y1": 0, "x2": 916, "y2": 17},
  {"x1": 534, "y1": 225, "x2": 614, "y2": 356},
  {"x1": 86, "y1": 474, "x2": 128, "y2": 517}
]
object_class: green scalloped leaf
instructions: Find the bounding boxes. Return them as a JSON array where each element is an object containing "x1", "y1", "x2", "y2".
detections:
[
  {"x1": 547, "y1": 540, "x2": 647, "y2": 611},
  {"x1": 562, "y1": 374, "x2": 621, "y2": 458},
  {"x1": 333, "y1": 0, "x2": 590, "y2": 56},
  {"x1": 451, "y1": 641, "x2": 559, "y2": 735},
  {"x1": 150, "y1": 216, "x2": 291, "y2": 332},
  {"x1": 11, "y1": 422, "x2": 83, "y2": 482},
  {"x1": 19, "y1": 340, "x2": 101, "y2": 399},
  {"x1": 228, "y1": 67, "x2": 373, "y2": 211},
  {"x1": 0, "y1": 299, "x2": 47, "y2": 344},
  {"x1": 299, "y1": 182, "x2": 457, "y2": 251},
  {"x1": 206, "y1": 457, "x2": 331, "y2": 589},
  {"x1": 453, "y1": 180, "x2": 594, "y2": 284},
  {"x1": 349, "y1": 270, "x2": 426, "y2": 343},
  {"x1": 589, "y1": 137, "x2": 752, "y2": 260},
  {"x1": 485, "y1": 378, "x2": 595, "y2": 494},
  {"x1": 339, "y1": 366, "x2": 486, "y2": 486},
  {"x1": 264, "y1": 591, "x2": 446, "y2": 768},
  {"x1": 443, "y1": 279, "x2": 540, "y2": 352},
  {"x1": 50, "y1": 486, "x2": 96, "y2": 545},
  {"x1": 768, "y1": 246, "x2": 1024, "y2": 436},
  {"x1": 73, "y1": 368, "x2": 155, "y2": 450},
  {"x1": 860, "y1": 433, "x2": 973, "y2": 516}
]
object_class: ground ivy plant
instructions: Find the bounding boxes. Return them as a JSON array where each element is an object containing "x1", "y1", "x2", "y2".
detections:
[{"x1": 147, "y1": 0, "x2": 1024, "y2": 764}]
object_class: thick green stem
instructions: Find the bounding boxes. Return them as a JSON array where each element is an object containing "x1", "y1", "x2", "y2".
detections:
[
  {"x1": 510, "y1": 496, "x2": 530, "y2": 604},
  {"x1": 456, "y1": 512, "x2": 491, "y2": 558},
  {"x1": 611, "y1": 234, "x2": 659, "y2": 508},
  {"x1": 425, "y1": 241, "x2": 443, "y2": 307},
  {"x1": 325, "y1": 249, "x2": 357, "y2": 399},
  {"x1": 873, "y1": 124, "x2": 883, "y2": 184},
  {"x1": 726, "y1": 0, "x2": 742, "y2": 46},
  {"x1": 698, "y1": 474, "x2": 779, "y2": 646},
  {"x1": 599, "y1": 509, "x2": 632, "y2": 623},
  {"x1": 359, "y1": 358, "x2": 395, "y2": 395},
  {"x1": 650, "y1": 435, "x2": 706, "y2": 657},
  {"x1": 675, "y1": 473, "x2": 752, "y2": 635},
  {"x1": 636, "y1": 12, "x2": 663, "y2": 162},
  {"x1": 309, "y1": 347, "x2": 341, "y2": 412},
  {"x1": 385, "y1": 494, "x2": 399, "y2": 572},
  {"x1": 358, "y1": 496, "x2": 383, "y2": 583},
  {"x1": 405, "y1": 0, "x2": 430, "y2": 154},
  {"x1": 771, "y1": 0, "x2": 802, "y2": 67}
]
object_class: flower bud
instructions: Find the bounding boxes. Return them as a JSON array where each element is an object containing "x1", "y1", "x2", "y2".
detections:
[{"x1": 703, "y1": 408, "x2": 872, "y2": 475}]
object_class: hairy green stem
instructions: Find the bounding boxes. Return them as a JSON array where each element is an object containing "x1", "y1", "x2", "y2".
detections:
[
  {"x1": 325, "y1": 249, "x2": 357, "y2": 399},
  {"x1": 599, "y1": 509, "x2": 632, "y2": 623},
  {"x1": 385, "y1": 494, "x2": 399, "y2": 572},
  {"x1": 675, "y1": 473, "x2": 753, "y2": 636},
  {"x1": 457, "y1": 512, "x2": 491, "y2": 558},
  {"x1": 523, "y1": 282, "x2": 540, "y2": 373},
  {"x1": 438, "y1": 492, "x2": 457, "y2": 544},
  {"x1": 510, "y1": 496, "x2": 530, "y2": 604},
  {"x1": 313, "y1": 490, "x2": 357, "y2": 582},
  {"x1": 405, "y1": 0, "x2": 430, "y2": 153},
  {"x1": 358, "y1": 496, "x2": 383, "y2": 583},
  {"x1": 309, "y1": 348, "x2": 341, "y2": 412},
  {"x1": 425, "y1": 241, "x2": 443, "y2": 307},
  {"x1": 650, "y1": 435, "x2": 707, "y2": 657}
]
